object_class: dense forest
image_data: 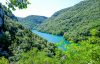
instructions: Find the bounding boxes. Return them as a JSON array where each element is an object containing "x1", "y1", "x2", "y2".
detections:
[
  {"x1": 0, "y1": 0, "x2": 100, "y2": 64},
  {"x1": 37, "y1": 0, "x2": 100, "y2": 42},
  {"x1": 17, "y1": 15, "x2": 47, "y2": 29},
  {"x1": 0, "y1": 3, "x2": 58, "y2": 64}
]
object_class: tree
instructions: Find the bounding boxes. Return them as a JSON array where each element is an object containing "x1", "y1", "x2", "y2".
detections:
[
  {"x1": 0, "y1": 0, "x2": 30, "y2": 34},
  {"x1": 5, "y1": 0, "x2": 30, "y2": 10}
]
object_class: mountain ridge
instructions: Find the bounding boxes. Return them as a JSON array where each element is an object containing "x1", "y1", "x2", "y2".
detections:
[{"x1": 17, "y1": 15, "x2": 48, "y2": 29}]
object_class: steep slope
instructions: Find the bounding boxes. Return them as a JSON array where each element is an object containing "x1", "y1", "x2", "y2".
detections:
[
  {"x1": 0, "y1": 3, "x2": 17, "y2": 33},
  {"x1": 17, "y1": 15, "x2": 47, "y2": 29},
  {"x1": 37, "y1": 0, "x2": 100, "y2": 42},
  {"x1": 0, "y1": 3, "x2": 56, "y2": 63},
  {"x1": 0, "y1": 1, "x2": 100, "y2": 64}
]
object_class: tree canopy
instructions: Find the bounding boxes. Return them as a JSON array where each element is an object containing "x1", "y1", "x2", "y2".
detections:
[{"x1": 5, "y1": 0, "x2": 30, "y2": 10}]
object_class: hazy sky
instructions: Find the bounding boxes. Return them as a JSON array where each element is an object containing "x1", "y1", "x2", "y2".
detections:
[{"x1": 0, "y1": 0, "x2": 83, "y2": 17}]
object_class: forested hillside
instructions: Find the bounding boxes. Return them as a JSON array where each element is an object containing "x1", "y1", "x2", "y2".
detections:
[
  {"x1": 37, "y1": 0, "x2": 100, "y2": 42},
  {"x1": 0, "y1": 0, "x2": 100, "y2": 64},
  {"x1": 0, "y1": 3, "x2": 60, "y2": 64},
  {"x1": 17, "y1": 15, "x2": 47, "y2": 29}
]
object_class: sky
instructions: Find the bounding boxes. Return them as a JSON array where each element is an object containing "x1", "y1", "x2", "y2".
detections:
[{"x1": 0, "y1": 0, "x2": 83, "y2": 17}]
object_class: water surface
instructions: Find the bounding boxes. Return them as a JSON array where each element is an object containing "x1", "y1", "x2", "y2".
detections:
[{"x1": 32, "y1": 30, "x2": 70, "y2": 50}]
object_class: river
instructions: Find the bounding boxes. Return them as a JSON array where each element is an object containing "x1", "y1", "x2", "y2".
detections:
[{"x1": 32, "y1": 30, "x2": 70, "y2": 50}]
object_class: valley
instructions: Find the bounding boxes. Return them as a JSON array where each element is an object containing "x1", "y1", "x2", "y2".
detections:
[{"x1": 0, "y1": 0, "x2": 100, "y2": 64}]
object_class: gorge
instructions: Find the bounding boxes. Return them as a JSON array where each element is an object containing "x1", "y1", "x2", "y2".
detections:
[{"x1": 0, "y1": 0, "x2": 100, "y2": 64}]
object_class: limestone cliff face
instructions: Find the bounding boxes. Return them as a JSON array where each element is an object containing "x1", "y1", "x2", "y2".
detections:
[
  {"x1": 0, "y1": 4, "x2": 4, "y2": 30},
  {"x1": 0, "y1": 3, "x2": 17, "y2": 34},
  {"x1": 0, "y1": 4, "x2": 4, "y2": 36}
]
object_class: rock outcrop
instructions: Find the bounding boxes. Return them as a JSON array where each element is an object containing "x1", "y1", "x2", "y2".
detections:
[
  {"x1": 0, "y1": 4, "x2": 4, "y2": 36},
  {"x1": 0, "y1": 3, "x2": 17, "y2": 35}
]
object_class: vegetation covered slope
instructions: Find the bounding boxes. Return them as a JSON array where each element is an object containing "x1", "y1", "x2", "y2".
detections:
[
  {"x1": 17, "y1": 15, "x2": 47, "y2": 29},
  {"x1": 37, "y1": 0, "x2": 100, "y2": 42},
  {"x1": 0, "y1": 15, "x2": 66, "y2": 64},
  {"x1": 1, "y1": 17, "x2": 100, "y2": 64},
  {"x1": 0, "y1": 15, "x2": 56, "y2": 56},
  {"x1": 0, "y1": 0, "x2": 100, "y2": 64},
  {"x1": 0, "y1": 3, "x2": 58, "y2": 64},
  {"x1": 0, "y1": 3, "x2": 17, "y2": 33}
]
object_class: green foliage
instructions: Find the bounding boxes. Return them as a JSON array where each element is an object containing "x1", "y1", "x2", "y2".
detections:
[
  {"x1": 65, "y1": 36, "x2": 100, "y2": 64},
  {"x1": 63, "y1": 26, "x2": 100, "y2": 64},
  {"x1": 65, "y1": 43, "x2": 100, "y2": 64},
  {"x1": 90, "y1": 29, "x2": 100, "y2": 36},
  {"x1": 6, "y1": 0, "x2": 30, "y2": 10},
  {"x1": 0, "y1": 15, "x2": 56, "y2": 58},
  {"x1": 0, "y1": 0, "x2": 100, "y2": 64},
  {"x1": 16, "y1": 48, "x2": 65, "y2": 64},
  {"x1": 0, "y1": 57, "x2": 9, "y2": 64}
]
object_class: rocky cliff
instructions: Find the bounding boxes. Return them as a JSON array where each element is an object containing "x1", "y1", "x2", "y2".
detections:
[{"x1": 0, "y1": 3, "x2": 17, "y2": 35}]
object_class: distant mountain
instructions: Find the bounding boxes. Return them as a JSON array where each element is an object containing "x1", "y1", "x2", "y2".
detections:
[
  {"x1": 17, "y1": 15, "x2": 48, "y2": 29},
  {"x1": 37, "y1": 0, "x2": 100, "y2": 41}
]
